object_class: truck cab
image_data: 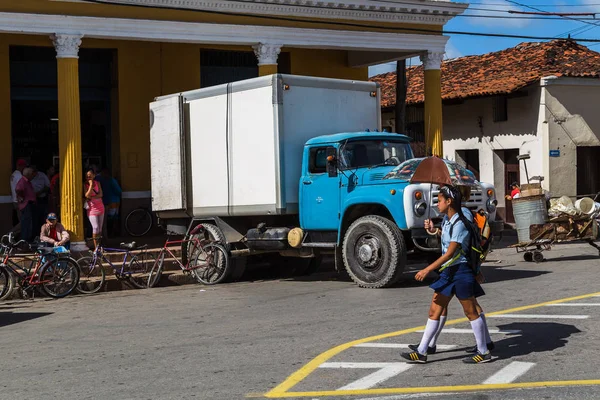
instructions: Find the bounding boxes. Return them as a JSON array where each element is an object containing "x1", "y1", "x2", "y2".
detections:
[{"x1": 297, "y1": 131, "x2": 499, "y2": 287}]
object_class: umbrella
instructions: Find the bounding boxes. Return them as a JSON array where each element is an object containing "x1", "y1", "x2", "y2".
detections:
[{"x1": 409, "y1": 156, "x2": 478, "y2": 187}]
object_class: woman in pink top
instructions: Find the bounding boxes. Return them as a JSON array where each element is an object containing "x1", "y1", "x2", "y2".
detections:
[{"x1": 84, "y1": 169, "x2": 105, "y2": 249}]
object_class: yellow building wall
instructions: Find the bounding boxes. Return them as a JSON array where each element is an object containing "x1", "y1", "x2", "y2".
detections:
[
  {"x1": 290, "y1": 48, "x2": 368, "y2": 80},
  {"x1": 0, "y1": 35, "x2": 380, "y2": 195}
]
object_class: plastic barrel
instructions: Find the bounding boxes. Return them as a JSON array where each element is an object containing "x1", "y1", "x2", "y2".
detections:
[{"x1": 512, "y1": 194, "x2": 548, "y2": 243}]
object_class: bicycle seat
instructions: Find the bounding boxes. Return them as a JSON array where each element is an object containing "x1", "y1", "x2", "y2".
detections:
[
  {"x1": 120, "y1": 241, "x2": 137, "y2": 250},
  {"x1": 37, "y1": 246, "x2": 54, "y2": 256}
]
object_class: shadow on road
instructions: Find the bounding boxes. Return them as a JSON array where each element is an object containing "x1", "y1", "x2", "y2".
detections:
[
  {"x1": 0, "y1": 311, "x2": 52, "y2": 328},
  {"x1": 239, "y1": 258, "x2": 553, "y2": 288},
  {"x1": 431, "y1": 322, "x2": 581, "y2": 363},
  {"x1": 490, "y1": 322, "x2": 582, "y2": 360},
  {"x1": 544, "y1": 254, "x2": 600, "y2": 263},
  {"x1": 480, "y1": 268, "x2": 552, "y2": 284}
]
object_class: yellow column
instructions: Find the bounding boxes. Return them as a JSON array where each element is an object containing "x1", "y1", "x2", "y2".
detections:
[
  {"x1": 421, "y1": 51, "x2": 444, "y2": 157},
  {"x1": 253, "y1": 43, "x2": 281, "y2": 76},
  {"x1": 52, "y1": 34, "x2": 85, "y2": 247}
]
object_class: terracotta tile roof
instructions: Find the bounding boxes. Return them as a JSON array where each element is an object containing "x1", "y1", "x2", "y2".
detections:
[{"x1": 371, "y1": 39, "x2": 600, "y2": 109}]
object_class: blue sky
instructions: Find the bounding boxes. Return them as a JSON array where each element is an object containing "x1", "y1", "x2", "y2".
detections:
[{"x1": 368, "y1": 0, "x2": 600, "y2": 76}]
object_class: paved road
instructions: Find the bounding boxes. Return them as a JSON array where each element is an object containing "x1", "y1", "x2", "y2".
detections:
[{"x1": 1, "y1": 241, "x2": 600, "y2": 400}]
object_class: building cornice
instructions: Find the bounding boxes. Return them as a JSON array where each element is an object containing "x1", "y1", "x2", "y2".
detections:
[
  {"x1": 0, "y1": 12, "x2": 449, "y2": 53},
  {"x1": 55, "y1": 0, "x2": 468, "y2": 25}
]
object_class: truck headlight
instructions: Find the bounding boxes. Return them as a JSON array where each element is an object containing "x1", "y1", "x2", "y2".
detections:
[
  {"x1": 414, "y1": 201, "x2": 427, "y2": 217},
  {"x1": 487, "y1": 199, "x2": 498, "y2": 213}
]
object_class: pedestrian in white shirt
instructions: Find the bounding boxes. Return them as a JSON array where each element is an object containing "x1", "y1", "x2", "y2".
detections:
[{"x1": 10, "y1": 158, "x2": 27, "y2": 225}]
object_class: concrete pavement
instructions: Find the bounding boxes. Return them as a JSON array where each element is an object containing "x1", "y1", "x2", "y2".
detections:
[{"x1": 0, "y1": 239, "x2": 599, "y2": 399}]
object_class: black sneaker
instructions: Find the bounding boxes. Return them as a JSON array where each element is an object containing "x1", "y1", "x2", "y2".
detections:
[
  {"x1": 466, "y1": 341, "x2": 495, "y2": 353},
  {"x1": 401, "y1": 351, "x2": 427, "y2": 363},
  {"x1": 462, "y1": 352, "x2": 492, "y2": 364},
  {"x1": 408, "y1": 344, "x2": 437, "y2": 354}
]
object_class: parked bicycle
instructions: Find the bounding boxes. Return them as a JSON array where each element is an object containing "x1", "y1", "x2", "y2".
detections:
[
  {"x1": 76, "y1": 239, "x2": 156, "y2": 294},
  {"x1": 124, "y1": 207, "x2": 154, "y2": 237},
  {"x1": 0, "y1": 233, "x2": 80, "y2": 300},
  {"x1": 147, "y1": 225, "x2": 230, "y2": 287}
]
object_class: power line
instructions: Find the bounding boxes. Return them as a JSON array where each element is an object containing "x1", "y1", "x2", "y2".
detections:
[
  {"x1": 503, "y1": 0, "x2": 600, "y2": 40},
  {"x1": 77, "y1": 0, "x2": 600, "y2": 42},
  {"x1": 467, "y1": 1, "x2": 600, "y2": 6}
]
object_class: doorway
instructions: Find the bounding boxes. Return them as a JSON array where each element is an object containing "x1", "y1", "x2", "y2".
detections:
[
  {"x1": 493, "y1": 149, "x2": 520, "y2": 223},
  {"x1": 577, "y1": 146, "x2": 600, "y2": 198},
  {"x1": 456, "y1": 149, "x2": 480, "y2": 181}
]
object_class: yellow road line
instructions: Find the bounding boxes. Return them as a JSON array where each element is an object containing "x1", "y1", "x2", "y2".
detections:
[
  {"x1": 263, "y1": 290, "x2": 600, "y2": 398},
  {"x1": 266, "y1": 380, "x2": 600, "y2": 398}
]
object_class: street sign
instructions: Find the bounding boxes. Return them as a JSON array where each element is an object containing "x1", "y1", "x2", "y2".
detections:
[{"x1": 549, "y1": 150, "x2": 560, "y2": 157}]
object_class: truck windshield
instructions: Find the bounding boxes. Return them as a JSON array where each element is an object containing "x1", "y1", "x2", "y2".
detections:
[{"x1": 339, "y1": 140, "x2": 413, "y2": 169}]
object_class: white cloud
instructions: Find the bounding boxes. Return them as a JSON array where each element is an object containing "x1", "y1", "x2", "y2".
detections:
[
  {"x1": 464, "y1": 0, "x2": 531, "y2": 28},
  {"x1": 368, "y1": 62, "x2": 396, "y2": 77},
  {"x1": 445, "y1": 40, "x2": 464, "y2": 59}
]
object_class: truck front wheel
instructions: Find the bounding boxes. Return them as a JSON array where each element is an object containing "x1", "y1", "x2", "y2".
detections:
[{"x1": 342, "y1": 215, "x2": 406, "y2": 288}]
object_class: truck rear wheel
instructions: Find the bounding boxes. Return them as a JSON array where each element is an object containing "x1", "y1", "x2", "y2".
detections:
[
  {"x1": 342, "y1": 215, "x2": 406, "y2": 288},
  {"x1": 187, "y1": 223, "x2": 246, "y2": 283}
]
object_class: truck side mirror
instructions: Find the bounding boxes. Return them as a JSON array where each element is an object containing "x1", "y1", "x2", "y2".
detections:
[{"x1": 326, "y1": 148, "x2": 338, "y2": 178}]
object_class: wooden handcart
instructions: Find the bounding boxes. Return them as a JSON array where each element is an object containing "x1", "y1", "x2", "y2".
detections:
[{"x1": 510, "y1": 216, "x2": 600, "y2": 263}]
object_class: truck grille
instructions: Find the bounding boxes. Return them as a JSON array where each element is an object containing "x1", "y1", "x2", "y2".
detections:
[{"x1": 431, "y1": 187, "x2": 485, "y2": 210}]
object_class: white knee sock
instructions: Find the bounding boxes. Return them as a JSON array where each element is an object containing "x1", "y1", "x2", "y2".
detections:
[
  {"x1": 470, "y1": 317, "x2": 489, "y2": 354},
  {"x1": 429, "y1": 316, "x2": 447, "y2": 347},
  {"x1": 480, "y1": 312, "x2": 492, "y2": 344},
  {"x1": 418, "y1": 319, "x2": 440, "y2": 355}
]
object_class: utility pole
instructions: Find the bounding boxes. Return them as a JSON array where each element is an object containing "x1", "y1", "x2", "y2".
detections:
[{"x1": 395, "y1": 59, "x2": 407, "y2": 133}]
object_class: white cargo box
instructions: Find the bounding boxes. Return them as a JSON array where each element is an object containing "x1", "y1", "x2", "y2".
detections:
[{"x1": 150, "y1": 74, "x2": 381, "y2": 217}]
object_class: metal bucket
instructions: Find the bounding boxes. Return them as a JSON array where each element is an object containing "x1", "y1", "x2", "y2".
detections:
[{"x1": 513, "y1": 194, "x2": 548, "y2": 243}]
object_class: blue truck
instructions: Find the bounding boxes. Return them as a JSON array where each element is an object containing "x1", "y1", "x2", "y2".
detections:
[{"x1": 149, "y1": 74, "x2": 498, "y2": 288}]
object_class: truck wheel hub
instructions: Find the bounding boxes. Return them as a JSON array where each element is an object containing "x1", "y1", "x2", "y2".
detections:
[{"x1": 356, "y1": 236, "x2": 380, "y2": 268}]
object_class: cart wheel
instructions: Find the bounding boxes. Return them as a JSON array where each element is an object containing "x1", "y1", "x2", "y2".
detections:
[
  {"x1": 533, "y1": 251, "x2": 544, "y2": 263},
  {"x1": 523, "y1": 252, "x2": 533, "y2": 262}
]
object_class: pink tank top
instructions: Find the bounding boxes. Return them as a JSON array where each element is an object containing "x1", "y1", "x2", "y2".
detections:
[{"x1": 86, "y1": 181, "x2": 105, "y2": 216}]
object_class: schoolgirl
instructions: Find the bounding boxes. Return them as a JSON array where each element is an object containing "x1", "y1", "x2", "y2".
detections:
[{"x1": 401, "y1": 185, "x2": 492, "y2": 364}]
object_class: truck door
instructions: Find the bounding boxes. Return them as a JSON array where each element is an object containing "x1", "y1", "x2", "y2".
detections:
[
  {"x1": 149, "y1": 95, "x2": 186, "y2": 213},
  {"x1": 300, "y1": 146, "x2": 340, "y2": 230}
]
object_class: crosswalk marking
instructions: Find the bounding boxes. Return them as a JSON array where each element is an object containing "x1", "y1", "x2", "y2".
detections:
[
  {"x1": 546, "y1": 303, "x2": 600, "y2": 306},
  {"x1": 354, "y1": 343, "x2": 458, "y2": 350},
  {"x1": 482, "y1": 361, "x2": 536, "y2": 384},
  {"x1": 416, "y1": 328, "x2": 521, "y2": 334},
  {"x1": 488, "y1": 314, "x2": 588, "y2": 319},
  {"x1": 319, "y1": 362, "x2": 413, "y2": 391}
]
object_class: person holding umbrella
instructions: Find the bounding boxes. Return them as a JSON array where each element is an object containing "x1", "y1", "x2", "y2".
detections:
[
  {"x1": 401, "y1": 157, "x2": 492, "y2": 364},
  {"x1": 409, "y1": 184, "x2": 493, "y2": 356},
  {"x1": 401, "y1": 185, "x2": 491, "y2": 364}
]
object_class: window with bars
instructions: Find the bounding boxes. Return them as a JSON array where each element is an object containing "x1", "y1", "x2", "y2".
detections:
[
  {"x1": 200, "y1": 49, "x2": 291, "y2": 88},
  {"x1": 200, "y1": 49, "x2": 258, "y2": 88},
  {"x1": 493, "y1": 96, "x2": 508, "y2": 122}
]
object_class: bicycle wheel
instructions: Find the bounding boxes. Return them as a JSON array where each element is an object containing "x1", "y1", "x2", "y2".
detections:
[
  {"x1": 125, "y1": 208, "x2": 153, "y2": 237},
  {"x1": 147, "y1": 250, "x2": 165, "y2": 288},
  {"x1": 0, "y1": 267, "x2": 15, "y2": 301},
  {"x1": 127, "y1": 251, "x2": 156, "y2": 289},
  {"x1": 76, "y1": 256, "x2": 106, "y2": 294},
  {"x1": 192, "y1": 243, "x2": 230, "y2": 285},
  {"x1": 40, "y1": 257, "x2": 80, "y2": 298}
]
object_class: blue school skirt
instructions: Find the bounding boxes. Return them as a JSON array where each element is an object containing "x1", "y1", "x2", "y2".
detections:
[{"x1": 430, "y1": 262, "x2": 485, "y2": 300}]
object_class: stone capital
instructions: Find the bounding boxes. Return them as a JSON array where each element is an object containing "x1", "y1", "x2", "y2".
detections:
[
  {"x1": 51, "y1": 34, "x2": 83, "y2": 59},
  {"x1": 253, "y1": 43, "x2": 282, "y2": 66},
  {"x1": 420, "y1": 51, "x2": 445, "y2": 71}
]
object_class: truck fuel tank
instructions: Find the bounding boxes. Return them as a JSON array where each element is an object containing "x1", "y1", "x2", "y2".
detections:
[{"x1": 246, "y1": 227, "x2": 291, "y2": 250}]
